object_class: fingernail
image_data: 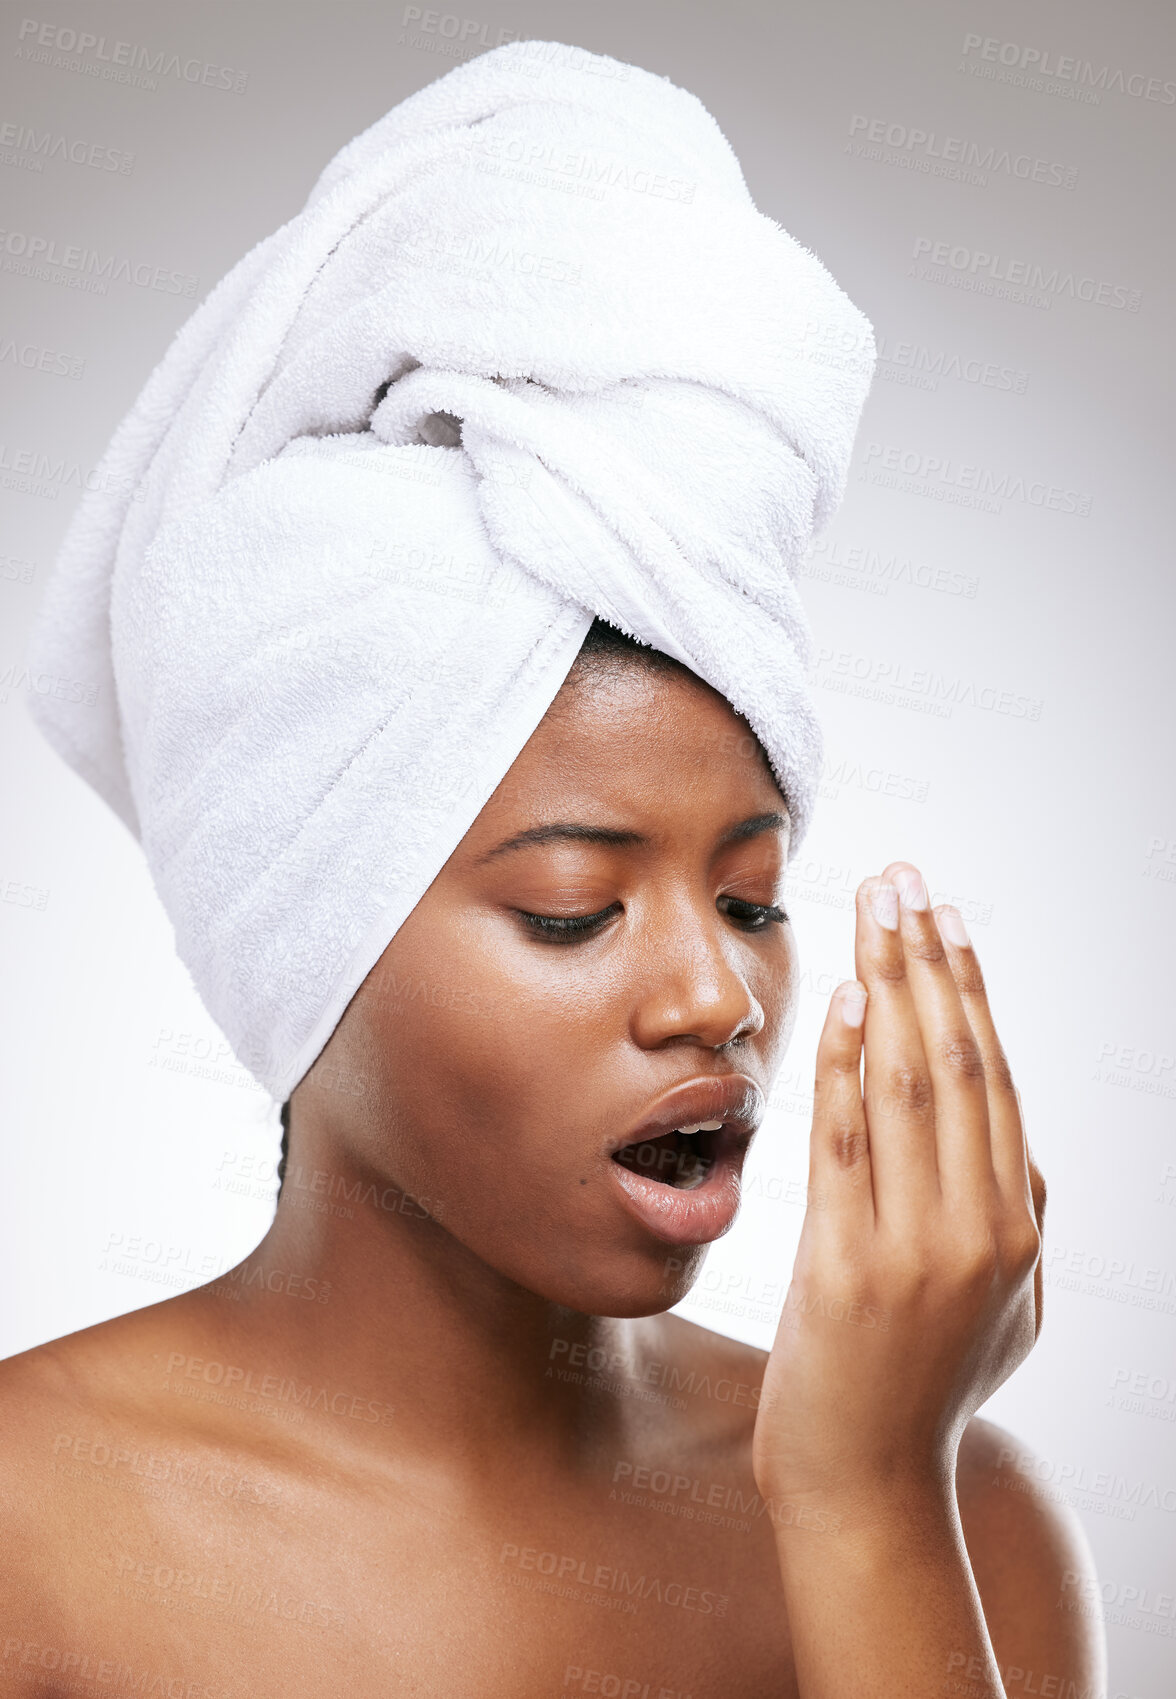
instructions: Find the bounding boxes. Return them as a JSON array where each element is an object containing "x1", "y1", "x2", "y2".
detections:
[
  {"x1": 841, "y1": 983, "x2": 867, "y2": 1026},
  {"x1": 869, "y1": 881, "x2": 899, "y2": 930},
  {"x1": 894, "y1": 868, "x2": 928, "y2": 911},
  {"x1": 936, "y1": 905, "x2": 970, "y2": 947}
]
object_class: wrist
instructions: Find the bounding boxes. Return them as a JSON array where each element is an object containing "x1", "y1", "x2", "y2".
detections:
[{"x1": 760, "y1": 1469, "x2": 960, "y2": 1550}]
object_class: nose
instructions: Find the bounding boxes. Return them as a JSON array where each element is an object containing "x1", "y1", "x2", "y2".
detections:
[{"x1": 629, "y1": 893, "x2": 767, "y2": 1052}]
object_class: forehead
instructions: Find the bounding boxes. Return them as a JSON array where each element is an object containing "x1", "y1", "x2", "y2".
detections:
[{"x1": 470, "y1": 662, "x2": 788, "y2": 839}]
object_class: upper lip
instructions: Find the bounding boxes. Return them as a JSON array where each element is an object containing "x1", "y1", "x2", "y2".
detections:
[{"x1": 610, "y1": 1074, "x2": 766, "y2": 1156}]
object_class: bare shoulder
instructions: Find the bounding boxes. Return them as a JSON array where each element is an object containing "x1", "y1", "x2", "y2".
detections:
[
  {"x1": 0, "y1": 1298, "x2": 199, "y2": 1511},
  {"x1": 0, "y1": 1310, "x2": 158, "y2": 1639},
  {"x1": 0, "y1": 1294, "x2": 207, "y2": 1442},
  {"x1": 0, "y1": 1309, "x2": 146, "y2": 1492},
  {"x1": 956, "y1": 1416, "x2": 1107, "y2": 1698},
  {"x1": 658, "y1": 1311, "x2": 768, "y2": 1380},
  {"x1": 0, "y1": 1297, "x2": 279, "y2": 1639}
]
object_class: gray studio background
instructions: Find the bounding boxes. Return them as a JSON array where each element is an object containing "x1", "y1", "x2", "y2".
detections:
[{"x1": 1, "y1": 1, "x2": 1172, "y2": 1691}]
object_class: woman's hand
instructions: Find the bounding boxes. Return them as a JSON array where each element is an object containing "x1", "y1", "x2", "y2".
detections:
[{"x1": 752, "y1": 862, "x2": 1047, "y2": 1518}]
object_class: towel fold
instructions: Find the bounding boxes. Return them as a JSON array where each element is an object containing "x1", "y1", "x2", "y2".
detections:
[{"x1": 26, "y1": 38, "x2": 875, "y2": 1100}]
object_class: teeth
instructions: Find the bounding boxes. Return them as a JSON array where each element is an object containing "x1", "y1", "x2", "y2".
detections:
[{"x1": 674, "y1": 1120, "x2": 724, "y2": 1136}]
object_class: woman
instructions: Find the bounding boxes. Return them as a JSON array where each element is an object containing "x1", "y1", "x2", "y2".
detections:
[
  {"x1": 1, "y1": 616, "x2": 1104, "y2": 1693},
  {"x1": 4, "y1": 33, "x2": 1101, "y2": 1692}
]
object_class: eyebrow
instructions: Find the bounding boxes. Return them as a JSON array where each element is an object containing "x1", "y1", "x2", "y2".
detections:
[{"x1": 472, "y1": 810, "x2": 790, "y2": 866}]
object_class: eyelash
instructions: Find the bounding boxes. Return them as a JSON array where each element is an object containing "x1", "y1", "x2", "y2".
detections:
[{"x1": 516, "y1": 897, "x2": 789, "y2": 943}]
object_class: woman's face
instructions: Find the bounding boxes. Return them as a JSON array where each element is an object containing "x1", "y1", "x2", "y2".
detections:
[{"x1": 310, "y1": 658, "x2": 799, "y2": 1317}]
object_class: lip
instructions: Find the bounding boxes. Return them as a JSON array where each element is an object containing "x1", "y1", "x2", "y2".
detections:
[{"x1": 607, "y1": 1074, "x2": 765, "y2": 1247}]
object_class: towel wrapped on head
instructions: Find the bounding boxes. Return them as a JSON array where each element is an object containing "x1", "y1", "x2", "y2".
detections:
[{"x1": 26, "y1": 39, "x2": 875, "y2": 1101}]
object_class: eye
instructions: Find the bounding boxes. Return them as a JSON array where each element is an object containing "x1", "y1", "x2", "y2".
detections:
[
  {"x1": 719, "y1": 896, "x2": 790, "y2": 931},
  {"x1": 516, "y1": 903, "x2": 620, "y2": 943}
]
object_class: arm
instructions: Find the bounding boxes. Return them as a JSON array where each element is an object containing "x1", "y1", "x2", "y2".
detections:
[
  {"x1": 752, "y1": 863, "x2": 1104, "y2": 1698},
  {"x1": 765, "y1": 1444, "x2": 1104, "y2": 1699}
]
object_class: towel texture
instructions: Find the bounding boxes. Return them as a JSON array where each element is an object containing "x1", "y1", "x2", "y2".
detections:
[{"x1": 26, "y1": 39, "x2": 875, "y2": 1101}]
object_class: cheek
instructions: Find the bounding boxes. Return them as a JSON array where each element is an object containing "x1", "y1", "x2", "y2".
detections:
[
  {"x1": 756, "y1": 941, "x2": 799, "y2": 1056},
  {"x1": 357, "y1": 911, "x2": 603, "y2": 1166}
]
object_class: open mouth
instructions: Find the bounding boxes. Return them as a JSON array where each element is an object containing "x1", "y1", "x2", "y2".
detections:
[{"x1": 610, "y1": 1121, "x2": 723, "y2": 1191}]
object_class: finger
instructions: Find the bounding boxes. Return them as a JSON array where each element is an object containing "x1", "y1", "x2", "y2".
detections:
[
  {"x1": 932, "y1": 904, "x2": 1031, "y2": 1213},
  {"x1": 854, "y1": 875, "x2": 938, "y2": 1221},
  {"x1": 1017, "y1": 1086, "x2": 1048, "y2": 1343},
  {"x1": 880, "y1": 864, "x2": 994, "y2": 1205},
  {"x1": 807, "y1": 979, "x2": 874, "y2": 1227}
]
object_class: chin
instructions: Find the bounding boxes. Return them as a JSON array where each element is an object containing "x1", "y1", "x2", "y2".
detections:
[{"x1": 522, "y1": 1239, "x2": 713, "y2": 1320}]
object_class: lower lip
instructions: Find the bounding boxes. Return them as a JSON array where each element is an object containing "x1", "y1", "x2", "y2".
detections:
[{"x1": 607, "y1": 1137, "x2": 747, "y2": 1246}]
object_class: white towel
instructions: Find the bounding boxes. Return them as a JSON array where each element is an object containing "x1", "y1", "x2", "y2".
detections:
[{"x1": 25, "y1": 39, "x2": 875, "y2": 1101}]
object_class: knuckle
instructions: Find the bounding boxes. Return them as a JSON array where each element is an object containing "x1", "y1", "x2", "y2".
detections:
[
  {"x1": 878, "y1": 1245, "x2": 927, "y2": 1297},
  {"x1": 933, "y1": 1031, "x2": 986, "y2": 1082},
  {"x1": 823, "y1": 1046, "x2": 863, "y2": 1078},
  {"x1": 985, "y1": 1045, "x2": 1016, "y2": 1097},
  {"x1": 953, "y1": 1230, "x2": 1000, "y2": 1287},
  {"x1": 906, "y1": 926, "x2": 947, "y2": 966},
  {"x1": 829, "y1": 1121, "x2": 870, "y2": 1169},
  {"x1": 953, "y1": 954, "x2": 987, "y2": 998},
  {"x1": 1029, "y1": 1161, "x2": 1047, "y2": 1221},
  {"x1": 890, "y1": 1248, "x2": 943, "y2": 1303},
  {"x1": 870, "y1": 950, "x2": 909, "y2": 987},
  {"x1": 999, "y1": 1202, "x2": 1040, "y2": 1270},
  {"x1": 812, "y1": 1067, "x2": 853, "y2": 1110},
  {"x1": 1005, "y1": 1225, "x2": 1043, "y2": 1275},
  {"x1": 881, "y1": 1065, "x2": 934, "y2": 1119}
]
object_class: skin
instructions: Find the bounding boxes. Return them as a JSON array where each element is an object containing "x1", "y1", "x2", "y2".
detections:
[{"x1": 0, "y1": 657, "x2": 1105, "y2": 1697}]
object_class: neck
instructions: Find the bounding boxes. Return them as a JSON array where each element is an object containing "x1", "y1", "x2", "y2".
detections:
[{"x1": 206, "y1": 1118, "x2": 663, "y2": 1472}]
